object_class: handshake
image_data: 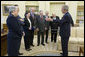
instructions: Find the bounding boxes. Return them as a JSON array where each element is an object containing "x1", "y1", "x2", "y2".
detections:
[
  {"x1": 19, "y1": 18, "x2": 24, "y2": 22},
  {"x1": 45, "y1": 18, "x2": 53, "y2": 21}
]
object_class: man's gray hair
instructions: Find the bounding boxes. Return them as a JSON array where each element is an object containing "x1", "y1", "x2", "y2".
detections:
[
  {"x1": 30, "y1": 7, "x2": 35, "y2": 11},
  {"x1": 63, "y1": 5, "x2": 69, "y2": 11},
  {"x1": 8, "y1": 6, "x2": 17, "y2": 13},
  {"x1": 39, "y1": 10, "x2": 43, "y2": 13}
]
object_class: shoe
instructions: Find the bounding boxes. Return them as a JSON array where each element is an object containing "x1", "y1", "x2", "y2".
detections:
[
  {"x1": 60, "y1": 53, "x2": 63, "y2": 56},
  {"x1": 31, "y1": 44, "x2": 35, "y2": 47},
  {"x1": 26, "y1": 49, "x2": 32, "y2": 51},
  {"x1": 46, "y1": 42, "x2": 49, "y2": 44},
  {"x1": 37, "y1": 44, "x2": 40, "y2": 46},
  {"x1": 18, "y1": 52, "x2": 23, "y2": 55},
  {"x1": 54, "y1": 42, "x2": 56, "y2": 43},
  {"x1": 42, "y1": 44, "x2": 45, "y2": 46}
]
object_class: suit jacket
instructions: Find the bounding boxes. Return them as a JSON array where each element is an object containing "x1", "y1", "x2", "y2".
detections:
[
  {"x1": 17, "y1": 15, "x2": 25, "y2": 26},
  {"x1": 23, "y1": 18, "x2": 30, "y2": 31},
  {"x1": 17, "y1": 15, "x2": 25, "y2": 32},
  {"x1": 6, "y1": 14, "x2": 23, "y2": 56},
  {"x1": 30, "y1": 12, "x2": 36, "y2": 29},
  {"x1": 36, "y1": 15, "x2": 46, "y2": 32},
  {"x1": 6, "y1": 14, "x2": 23, "y2": 38},
  {"x1": 59, "y1": 12, "x2": 74, "y2": 37},
  {"x1": 44, "y1": 15, "x2": 50, "y2": 30},
  {"x1": 50, "y1": 16, "x2": 60, "y2": 29}
]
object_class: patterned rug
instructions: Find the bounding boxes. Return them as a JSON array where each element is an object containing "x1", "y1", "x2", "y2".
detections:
[{"x1": 35, "y1": 52, "x2": 61, "y2": 56}]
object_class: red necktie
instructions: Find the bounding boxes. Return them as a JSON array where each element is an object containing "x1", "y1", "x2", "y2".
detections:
[{"x1": 41, "y1": 15, "x2": 43, "y2": 20}]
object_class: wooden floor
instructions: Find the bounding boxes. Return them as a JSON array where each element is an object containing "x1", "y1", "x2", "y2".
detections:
[{"x1": 5, "y1": 35, "x2": 79, "y2": 56}]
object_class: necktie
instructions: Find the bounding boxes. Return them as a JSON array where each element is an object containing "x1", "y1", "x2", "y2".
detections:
[
  {"x1": 41, "y1": 15, "x2": 43, "y2": 20},
  {"x1": 32, "y1": 13, "x2": 34, "y2": 19}
]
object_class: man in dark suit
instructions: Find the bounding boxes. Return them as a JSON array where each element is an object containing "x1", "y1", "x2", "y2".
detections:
[
  {"x1": 6, "y1": 6, "x2": 24, "y2": 56},
  {"x1": 44, "y1": 11, "x2": 50, "y2": 44},
  {"x1": 16, "y1": 15, "x2": 24, "y2": 55},
  {"x1": 30, "y1": 8, "x2": 36, "y2": 47},
  {"x1": 46, "y1": 5, "x2": 74, "y2": 56},
  {"x1": 59, "y1": 5, "x2": 74, "y2": 56},
  {"x1": 14, "y1": 5, "x2": 24, "y2": 55},
  {"x1": 50, "y1": 13, "x2": 60, "y2": 43},
  {"x1": 36, "y1": 10, "x2": 46, "y2": 46}
]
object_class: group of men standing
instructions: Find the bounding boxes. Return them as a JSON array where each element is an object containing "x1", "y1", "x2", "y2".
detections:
[{"x1": 6, "y1": 5, "x2": 74, "y2": 56}]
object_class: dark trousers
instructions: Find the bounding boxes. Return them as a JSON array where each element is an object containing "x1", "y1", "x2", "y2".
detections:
[
  {"x1": 18, "y1": 38, "x2": 22, "y2": 53},
  {"x1": 61, "y1": 36, "x2": 69, "y2": 56},
  {"x1": 7, "y1": 33, "x2": 21, "y2": 56},
  {"x1": 37, "y1": 31, "x2": 44, "y2": 45},
  {"x1": 45, "y1": 30, "x2": 49, "y2": 43},
  {"x1": 30, "y1": 30, "x2": 34, "y2": 45},
  {"x1": 24, "y1": 30, "x2": 31, "y2": 50},
  {"x1": 51, "y1": 30, "x2": 58, "y2": 43}
]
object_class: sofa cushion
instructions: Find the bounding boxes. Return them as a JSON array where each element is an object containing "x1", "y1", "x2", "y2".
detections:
[
  {"x1": 58, "y1": 37, "x2": 79, "y2": 44},
  {"x1": 78, "y1": 38, "x2": 84, "y2": 45},
  {"x1": 76, "y1": 27, "x2": 84, "y2": 38},
  {"x1": 71, "y1": 27, "x2": 77, "y2": 37}
]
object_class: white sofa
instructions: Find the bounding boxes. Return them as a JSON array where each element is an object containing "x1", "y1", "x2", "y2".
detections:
[{"x1": 57, "y1": 27, "x2": 84, "y2": 52}]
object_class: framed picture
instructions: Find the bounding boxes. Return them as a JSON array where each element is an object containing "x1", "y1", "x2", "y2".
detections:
[
  {"x1": 2, "y1": 4, "x2": 17, "y2": 16},
  {"x1": 25, "y1": 5, "x2": 39, "y2": 12}
]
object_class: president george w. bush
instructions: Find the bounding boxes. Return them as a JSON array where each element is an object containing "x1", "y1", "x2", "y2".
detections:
[{"x1": 46, "y1": 5, "x2": 74, "y2": 56}]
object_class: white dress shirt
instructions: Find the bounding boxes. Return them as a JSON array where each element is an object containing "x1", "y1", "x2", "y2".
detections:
[
  {"x1": 53, "y1": 17, "x2": 56, "y2": 20},
  {"x1": 27, "y1": 18, "x2": 32, "y2": 29}
]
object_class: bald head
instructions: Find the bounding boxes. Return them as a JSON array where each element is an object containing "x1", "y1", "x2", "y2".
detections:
[
  {"x1": 45, "y1": 11, "x2": 49, "y2": 16},
  {"x1": 52, "y1": 13, "x2": 56, "y2": 17},
  {"x1": 30, "y1": 7, "x2": 35, "y2": 13},
  {"x1": 39, "y1": 10, "x2": 43, "y2": 15}
]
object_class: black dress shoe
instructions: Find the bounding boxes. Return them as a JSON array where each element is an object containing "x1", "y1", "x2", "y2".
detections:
[
  {"x1": 54, "y1": 42, "x2": 56, "y2": 43},
  {"x1": 37, "y1": 44, "x2": 40, "y2": 46},
  {"x1": 26, "y1": 49, "x2": 32, "y2": 51},
  {"x1": 46, "y1": 42, "x2": 49, "y2": 44},
  {"x1": 60, "y1": 53, "x2": 63, "y2": 56},
  {"x1": 18, "y1": 52, "x2": 23, "y2": 55},
  {"x1": 42, "y1": 44, "x2": 45, "y2": 46}
]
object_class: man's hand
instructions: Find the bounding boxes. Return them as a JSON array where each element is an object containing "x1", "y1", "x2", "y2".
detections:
[
  {"x1": 46, "y1": 18, "x2": 53, "y2": 21},
  {"x1": 19, "y1": 19, "x2": 24, "y2": 22},
  {"x1": 23, "y1": 32, "x2": 25, "y2": 36},
  {"x1": 29, "y1": 27, "x2": 31, "y2": 30},
  {"x1": 36, "y1": 28, "x2": 39, "y2": 31},
  {"x1": 45, "y1": 27, "x2": 47, "y2": 30}
]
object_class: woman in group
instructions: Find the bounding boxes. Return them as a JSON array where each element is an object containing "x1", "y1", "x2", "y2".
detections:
[{"x1": 23, "y1": 11, "x2": 32, "y2": 51}]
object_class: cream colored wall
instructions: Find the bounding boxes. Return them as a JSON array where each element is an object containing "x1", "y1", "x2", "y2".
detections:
[
  {"x1": 50, "y1": 2, "x2": 65, "y2": 19},
  {"x1": 66, "y1": 1, "x2": 78, "y2": 24},
  {"x1": 77, "y1": 1, "x2": 84, "y2": 6},
  {"x1": 38, "y1": 1, "x2": 46, "y2": 15},
  {"x1": 25, "y1": 1, "x2": 39, "y2": 5},
  {"x1": 1, "y1": 1, "x2": 84, "y2": 24}
]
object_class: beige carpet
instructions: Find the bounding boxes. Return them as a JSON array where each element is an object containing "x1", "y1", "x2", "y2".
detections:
[
  {"x1": 5, "y1": 35, "x2": 79, "y2": 56},
  {"x1": 19, "y1": 35, "x2": 79, "y2": 56}
]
